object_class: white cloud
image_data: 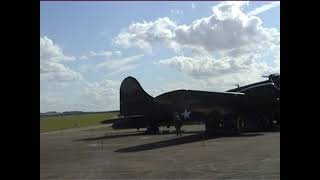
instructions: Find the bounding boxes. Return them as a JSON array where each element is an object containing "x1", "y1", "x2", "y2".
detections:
[
  {"x1": 247, "y1": 1, "x2": 280, "y2": 16},
  {"x1": 211, "y1": 1, "x2": 249, "y2": 20},
  {"x1": 40, "y1": 62, "x2": 82, "y2": 81},
  {"x1": 173, "y1": 2, "x2": 279, "y2": 56},
  {"x1": 40, "y1": 36, "x2": 82, "y2": 82},
  {"x1": 82, "y1": 80, "x2": 118, "y2": 100},
  {"x1": 81, "y1": 79, "x2": 120, "y2": 111},
  {"x1": 113, "y1": 1, "x2": 279, "y2": 90},
  {"x1": 108, "y1": 64, "x2": 141, "y2": 75},
  {"x1": 159, "y1": 54, "x2": 274, "y2": 78},
  {"x1": 41, "y1": 78, "x2": 121, "y2": 112},
  {"x1": 97, "y1": 54, "x2": 144, "y2": 74},
  {"x1": 78, "y1": 55, "x2": 88, "y2": 60},
  {"x1": 273, "y1": 46, "x2": 280, "y2": 73},
  {"x1": 89, "y1": 50, "x2": 113, "y2": 57},
  {"x1": 40, "y1": 36, "x2": 75, "y2": 62},
  {"x1": 113, "y1": 2, "x2": 279, "y2": 58},
  {"x1": 158, "y1": 53, "x2": 279, "y2": 91},
  {"x1": 80, "y1": 50, "x2": 122, "y2": 60},
  {"x1": 204, "y1": 73, "x2": 265, "y2": 91},
  {"x1": 112, "y1": 17, "x2": 177, "y2": 53},
  {"x1": 159, "y1": 56, "x2": 233, "y2": 78}
]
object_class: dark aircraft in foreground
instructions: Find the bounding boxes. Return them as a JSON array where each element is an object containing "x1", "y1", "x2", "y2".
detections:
[{"x1": 102, "y1": 74, "x2": 280, "y2": 134}]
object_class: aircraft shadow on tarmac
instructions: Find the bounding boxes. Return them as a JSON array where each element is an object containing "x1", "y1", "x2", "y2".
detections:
[
  {"x1": 74, "y1": 130, "x2": 203, "y2": 141},
  {"x1": 114, "y1": 133, "x2": 263, "y2": 153}
]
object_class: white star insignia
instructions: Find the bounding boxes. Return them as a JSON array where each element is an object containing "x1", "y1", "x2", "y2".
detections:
[{"x1": 181, "y1": 109, "x2": 191, "y2": 120}]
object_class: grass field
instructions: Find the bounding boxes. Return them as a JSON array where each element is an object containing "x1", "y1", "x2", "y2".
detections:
[{"x1": 40, "y1": 112, "x2": 118, "y2": 133}]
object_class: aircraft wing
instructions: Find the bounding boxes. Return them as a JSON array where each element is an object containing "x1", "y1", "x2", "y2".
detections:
[
  {"x1": 100, "y1": 115, "x2": 145, "y2": 124},
  {"x1": 100, "y1": 118, "x2": 116, "y2": 124}
]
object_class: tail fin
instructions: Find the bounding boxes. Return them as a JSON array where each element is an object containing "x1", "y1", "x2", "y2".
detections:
[{"x1": 120, "y1": 76, "x2": 153, "y2": 116}]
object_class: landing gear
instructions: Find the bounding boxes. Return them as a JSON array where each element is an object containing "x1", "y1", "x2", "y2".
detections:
[
  {"x1": 205, "y1": 115, "x2": 243, "y2": 135},
  {"x1": 252, "y1": 113, "x2": 278, "y2": 132},
  {"x1": 234, "y1": 116, "x2": 244, "y2": 134}
]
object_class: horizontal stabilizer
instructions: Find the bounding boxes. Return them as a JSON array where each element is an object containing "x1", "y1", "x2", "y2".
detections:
[
  {"x1": 100, "y1": 115, "x2": 145, "y2": 125},
  {"x1": 100, "y1": 119, "x2": 116, "y2": 124}
]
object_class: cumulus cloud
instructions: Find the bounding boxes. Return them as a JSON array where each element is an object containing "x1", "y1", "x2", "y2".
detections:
[
  {"x1": 40, "y1": 62, "x2": 82, "y2": 81},
  {"x1": 112, "y1": 17, "x2": 177, "y2": 53},
  {"x1": 40, "y1": 36, "x2": 82, "y2": 81},
  {"x1": 158, "y1": 52, "x2": 279, "y2": 91},
  {"x1": 114, "y1": 1, "x2": 279, "y2": 90},
  {"x1": 40, "y1": 36, "x2": 75, "y2": 62},
  {"x1": 174, "y1": 1, "x2": 279, "y2": 55},
  {"x1": 159, "y1": 56, "x2": 234, "y2": 78},
  {"x1": 159, "y1": 55, "x2": 274, "y2": 78},
  {"x1": 113, "y1": 1, "x2": 279, "y2": 57}
]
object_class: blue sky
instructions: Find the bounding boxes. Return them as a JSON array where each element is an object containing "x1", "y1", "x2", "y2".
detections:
[{"x1": 40, "y1": 1, "x2": 280, "y2": 112}]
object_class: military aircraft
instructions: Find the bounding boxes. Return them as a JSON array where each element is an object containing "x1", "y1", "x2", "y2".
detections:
[
  {"x1": 227, "y1": 73, "x2": 280, "y2": 130},
  {"x1": 102, "y1": 74, "x2": 280, "y2": 134}
]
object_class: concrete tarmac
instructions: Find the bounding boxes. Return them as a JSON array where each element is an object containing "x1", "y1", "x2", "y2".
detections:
[{"x1": 40, "y1": 125, "x2": 280, "y2": 179}]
